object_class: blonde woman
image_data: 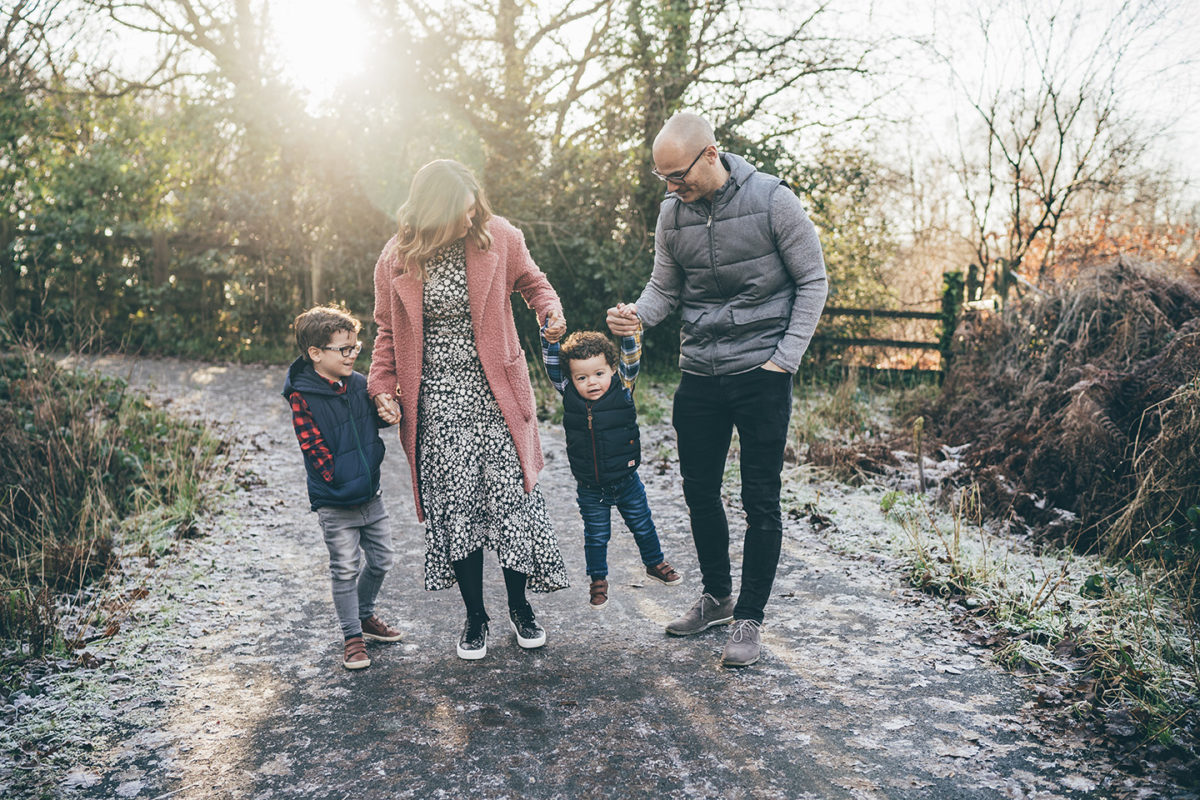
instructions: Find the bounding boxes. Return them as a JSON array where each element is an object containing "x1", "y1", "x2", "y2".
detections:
[{"x1": 368, "y1": 159, "x2": 569, "y2": 660}]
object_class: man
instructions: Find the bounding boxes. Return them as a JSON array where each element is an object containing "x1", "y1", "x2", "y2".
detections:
[{"x1": 607, "y1": 112, "x2": 827, "y2": 667}]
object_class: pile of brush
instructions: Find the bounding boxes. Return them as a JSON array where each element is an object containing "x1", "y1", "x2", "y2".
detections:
[{"x1": 932, "y1": 258, "x2": 1200, "y2": 578}]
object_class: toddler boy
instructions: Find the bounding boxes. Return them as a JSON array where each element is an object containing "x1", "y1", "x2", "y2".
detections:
[
  {"x1": 282, "y1": 305, "x2": 402, "y2": 669},
  {"x1": 541, "y1": 318, "x2": 681, "y2": 608}
]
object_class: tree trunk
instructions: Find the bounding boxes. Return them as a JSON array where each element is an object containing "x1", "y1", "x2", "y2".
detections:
[
  {"x1": 151, "y1": 230, "x2": 171, "y2": 286},
  {"x1": 0, "y1": 214, "x2": 15, "y2": 320},
  {"x1": 310, "y1": 249, "x2": 324, "y2": 306}
]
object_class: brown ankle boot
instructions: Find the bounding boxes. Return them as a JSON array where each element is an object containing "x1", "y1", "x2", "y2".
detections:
[
  {"x1": 589, "y1": 577, "x2": 609, "y2": 609},
  {"x1": 342, "y1": 635, "x2": 370, "y2": 670}
]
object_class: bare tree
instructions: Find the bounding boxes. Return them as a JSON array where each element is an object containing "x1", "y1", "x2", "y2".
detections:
[
  {"x1": 944, "y1": 0, "x2": 1187, "y2": 301},
  {"x1": 386, "y1": 0, "x2": 876, "y2": 231},
  {"x1": 618, "y1": 0, "x2": 877, "y2": 230}
]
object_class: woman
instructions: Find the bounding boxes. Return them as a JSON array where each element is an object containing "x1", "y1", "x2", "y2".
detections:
[{"x1": 368, "y1": 159, "x2": 569, "y2": 660}]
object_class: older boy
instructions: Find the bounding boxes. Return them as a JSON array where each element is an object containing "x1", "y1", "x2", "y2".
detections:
[{"x1": 282, "y1": 305, "x2": 402, "y2": 670}]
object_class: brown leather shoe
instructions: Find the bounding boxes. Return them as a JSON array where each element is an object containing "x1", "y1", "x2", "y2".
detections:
[
  {"x1": 646, "y1": 561, "x2": 682, "y2": 585},
  {"x1": 361, "y1": 615, "x2": 403, "y2": 642},
  {"x1": 343, "y1": 636, "x2": 370, "y2": 670},
  {"x1": 589, "y1": 578, "x2": 608, "y2": 609}
]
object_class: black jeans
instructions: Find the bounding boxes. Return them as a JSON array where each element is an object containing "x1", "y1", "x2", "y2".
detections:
[{"x1": 673, "y1": 368, "x2": 793, "y2": 624}]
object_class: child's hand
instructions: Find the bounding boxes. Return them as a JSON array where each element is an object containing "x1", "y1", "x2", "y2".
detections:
[
  {"x1": 544, "y1": 310, "x2": 567, "y2": 343},
  {"x1": 374, "y1": 393, "x2": 402, "y2": 425}
]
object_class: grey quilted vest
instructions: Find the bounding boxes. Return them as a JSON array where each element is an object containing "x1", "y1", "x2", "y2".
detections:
[{"x1": 658, "y1": 152, "x2": 793, "y2": 375}]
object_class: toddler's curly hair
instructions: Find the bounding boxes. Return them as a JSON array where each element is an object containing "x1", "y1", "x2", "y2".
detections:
[{"x1": 560, "y1": 330, "x2": 618, "y2": 369}]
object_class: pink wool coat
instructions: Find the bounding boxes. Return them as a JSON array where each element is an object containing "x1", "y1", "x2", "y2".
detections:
[{"x1": 366, "y1": 217, "x2": 562, "y2": 522}]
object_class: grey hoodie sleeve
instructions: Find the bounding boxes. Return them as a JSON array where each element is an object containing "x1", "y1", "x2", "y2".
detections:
[
  {"x1": 633, "y1": 213, "x2": 683, "y2": 328},
  {"x1": 769, "y1": 189, "x2": 828, "y2": 373}
]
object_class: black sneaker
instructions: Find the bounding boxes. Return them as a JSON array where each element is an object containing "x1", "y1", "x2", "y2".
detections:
[
  {"x1": 508, "y1": 605, "x2": 546, "y2": 649},
  {"x1": 457, "y1": 615, "x2": 488, "y2": 660}
]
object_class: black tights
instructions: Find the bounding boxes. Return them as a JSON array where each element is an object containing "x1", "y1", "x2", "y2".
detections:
[{"x1": 451, "y1": 548, "x2": 529, "y2": 620}]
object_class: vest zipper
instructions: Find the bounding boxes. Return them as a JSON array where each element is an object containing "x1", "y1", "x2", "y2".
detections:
[
  {"x1": 708, "y1": 211, "x2": 723, "y2": 328},
  {"x1": 345, "y1": 395, "x2": 372, "y2": 482},
  {"x1": 587, "y1": 404, "x2": 600, "y2": 483}
]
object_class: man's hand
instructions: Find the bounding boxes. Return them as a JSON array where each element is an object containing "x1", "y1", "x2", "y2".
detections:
[
  {"x1": 761, "y1": 360, "x2": 787, "y2": 373},
  {"x1": 373, "y1": 393, "x2": 402, "y2": 424},
  {"x1": 606, "y1": 302, "x2": 639, "y2": 337},
  {"x1": 544, "y1": 310, "x2": 567, "y2": 343}
]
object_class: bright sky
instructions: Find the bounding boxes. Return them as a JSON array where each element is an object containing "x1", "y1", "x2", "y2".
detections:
[
  {"x1": 836, "y1": 0, "x2": 1200, "y2": 197},
  {"x1": 267, "y1": 0, "x2": 371, "y2": 109},
  {"x1": 75, "y1": 0, "x2": 1200, "y2": 195}
]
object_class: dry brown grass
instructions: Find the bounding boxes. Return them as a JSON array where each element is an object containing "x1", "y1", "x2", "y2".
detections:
[{"x1": 932, "y1": 259, "x2": 1200, "y2": 561}]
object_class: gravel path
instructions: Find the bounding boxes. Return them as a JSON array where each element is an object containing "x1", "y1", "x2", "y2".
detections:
[{"x1": 11, "y1": 355, "x2": 1183, "y2": 799}]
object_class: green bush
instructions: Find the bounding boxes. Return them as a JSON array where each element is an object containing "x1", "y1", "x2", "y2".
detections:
[{"x1": 0, "y1": 349, "x2": 224, "y2": 655}]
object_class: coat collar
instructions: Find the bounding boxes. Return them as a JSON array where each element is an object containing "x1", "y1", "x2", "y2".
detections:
[{"x1": 389, "y1": 237, "x2": 502, "y2": 339}]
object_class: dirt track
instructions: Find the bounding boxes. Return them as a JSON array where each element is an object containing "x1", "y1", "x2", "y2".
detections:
[{"x1": 18, "y1": 355, "x2": 1188, "y2": 799}]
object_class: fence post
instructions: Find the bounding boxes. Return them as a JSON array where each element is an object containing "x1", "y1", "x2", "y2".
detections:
[{"x1": 939, "y1": 270, "x2": 965, "y2": 370}]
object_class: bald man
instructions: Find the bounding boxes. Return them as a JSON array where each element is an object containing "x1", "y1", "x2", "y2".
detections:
[{"x1": 607, "y1": 112, "x2": 827, "y2": 667}]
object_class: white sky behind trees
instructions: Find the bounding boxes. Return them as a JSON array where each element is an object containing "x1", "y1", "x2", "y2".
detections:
[
  {"x1": 836, "y1": 0, "x2": 1199, "y2": 196},
  {"x1": 48, "y1": 0, "x2": 1200, "y2": 202}
]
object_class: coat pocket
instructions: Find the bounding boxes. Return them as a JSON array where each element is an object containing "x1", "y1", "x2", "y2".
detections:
[
  {"x1": 729, "y1": 296, "x2": 792, "y2": 327},
  {"x1": 503, "y1": 351, "x2": 536, "y2": 422}
]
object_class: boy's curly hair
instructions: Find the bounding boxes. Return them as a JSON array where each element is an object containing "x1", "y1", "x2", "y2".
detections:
[
  {"x1": 294, "y1": 305, "x2": 361, "y2": 361},
  {"x1": 560, "y1": 330, "x2": 618, "y2": 369}
]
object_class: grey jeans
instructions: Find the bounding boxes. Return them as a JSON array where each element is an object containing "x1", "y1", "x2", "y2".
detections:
[{"x1": 316, "y1": 495, "x2": 394, "y2": 639}]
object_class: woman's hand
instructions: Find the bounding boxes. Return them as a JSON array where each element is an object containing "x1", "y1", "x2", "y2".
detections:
[
  {"x1": 374, "y1": 393, "x2": 402, "y2": 424},
  {"x1": 544, "y1": 310, "x2": 567, "y2": 343}
]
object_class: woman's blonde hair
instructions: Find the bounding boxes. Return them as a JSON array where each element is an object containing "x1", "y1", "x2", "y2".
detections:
[{"x1": 392, "y1": 159, "x2": 493, "y2": 280}]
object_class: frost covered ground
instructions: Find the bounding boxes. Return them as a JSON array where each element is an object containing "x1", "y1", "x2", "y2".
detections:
[{"x1": 2, "y1": 356, "x2": 1194, "y2": 799}]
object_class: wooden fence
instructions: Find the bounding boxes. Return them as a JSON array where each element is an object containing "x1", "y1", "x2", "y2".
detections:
[{"x1": 809, "y1": 271, "x2": 965, "y2": 373}]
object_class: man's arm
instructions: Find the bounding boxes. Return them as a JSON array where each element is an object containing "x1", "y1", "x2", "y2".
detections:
[
  {"x1": 289, "y1": 391, "x2": 335, "y2": 483},
  {"x1": 632, "y1": 213, "x2": 685, "y2": 329},
  {"x1": 769, "y1": 188, "x2": 828, "y2": 373}
]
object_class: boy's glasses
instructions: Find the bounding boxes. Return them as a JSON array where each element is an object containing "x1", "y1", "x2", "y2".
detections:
[{"x1": 319, "y1": 342, "x2": 363, "y2": 358}]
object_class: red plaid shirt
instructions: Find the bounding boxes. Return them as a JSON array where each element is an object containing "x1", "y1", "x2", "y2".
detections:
[{"x1": 289, "y1": 376, "x2": 347, "y2": 483}]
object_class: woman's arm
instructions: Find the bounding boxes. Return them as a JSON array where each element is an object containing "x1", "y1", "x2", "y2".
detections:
[
  {"x1": 506, "y1": 222, "x2": 563, "y2": 326},
  {"x1": 366, "y1": 242, "x2": 402, "y2": 422}
]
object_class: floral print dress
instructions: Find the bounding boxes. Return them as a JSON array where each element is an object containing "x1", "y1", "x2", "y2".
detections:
[{"x1": 416, "y1": 240, "x2": 568, "y2": 593}]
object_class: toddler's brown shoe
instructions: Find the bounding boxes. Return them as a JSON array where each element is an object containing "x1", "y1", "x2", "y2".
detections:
[
  {"x1": 589, "y1": 578, "x2": 608, "y2": 609},
  {"x1": 361, "y1": 615, "x2": 403, "y2": 642},
  {"x1": 343, "y1": 636, "x2": 370, "y2": 670},
  {"x1": 646, "y1": 561, "x2": 682, "y2": 585}
]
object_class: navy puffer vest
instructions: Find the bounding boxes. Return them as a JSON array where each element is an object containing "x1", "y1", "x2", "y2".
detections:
[
  {"x1": 562, "y1": 375, "x2": 640, "y2": 488},
  {"x1": 658, "y1": 152, "x2": 793, "y2": 375},
  {"x1": 282, "y1": 357, "x2": 385, "y2": 511}
]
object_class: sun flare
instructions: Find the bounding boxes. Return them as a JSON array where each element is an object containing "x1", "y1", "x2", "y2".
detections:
[{"x1": 269, "y1": 0, "x2": 370, "y2": 106}]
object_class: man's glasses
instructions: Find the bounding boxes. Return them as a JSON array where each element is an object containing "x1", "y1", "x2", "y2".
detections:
[
  {"x1": 651, "y1": 145, "x2": 710, "y2": 185},
  {"x1": 319, "y1": 342, "x2": 363, "y2": 358}
]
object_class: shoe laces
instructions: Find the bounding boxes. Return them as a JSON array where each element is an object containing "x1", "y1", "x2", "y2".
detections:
[{"x1": 728, "y1": 619, "x2": 761, "y2": 643}]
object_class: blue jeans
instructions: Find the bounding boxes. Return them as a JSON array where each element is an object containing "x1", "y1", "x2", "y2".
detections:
[
  {"x1": 673, "y1": 368, "x2": 793, "y2": 624},
  {"x1": 576, "y1": 471, "x2": 664, "y2": 579},
  {"x1": 316, "y1": 495, "x2": 394, "y2": 639}
]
